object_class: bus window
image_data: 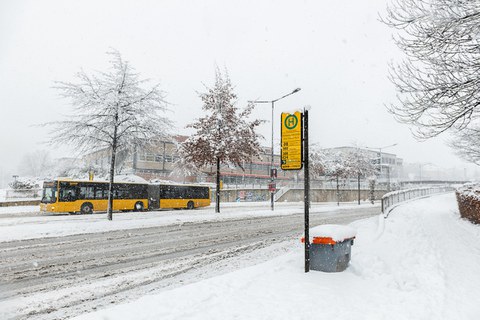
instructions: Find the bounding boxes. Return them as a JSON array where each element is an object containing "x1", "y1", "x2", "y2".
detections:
[
  {"x1": 79, "y1": 185, "x2": 95, "y2": 199},
  {"x1": 192, "y1": 187, "x2": 209, "y2": 199},
  {"x1": 94, "y1": 184, "x2": 108, "y2": 199},
  {"x1": 59, "y1": 185, "x2": 77, "y2": 202},
  {"x1": 114, "y1": 184, "x2": 129, "y2": 199},
  {"x1": 41, "y1": 185, "x2": 57, "y2": 203},
  {"x1": 94, "y1": 187, "x2": 103, "y2": 199}
]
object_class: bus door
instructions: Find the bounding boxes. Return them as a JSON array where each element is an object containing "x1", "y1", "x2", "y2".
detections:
[{"x1": 148, "y1": 185, "x2": 160, "y2": 210}]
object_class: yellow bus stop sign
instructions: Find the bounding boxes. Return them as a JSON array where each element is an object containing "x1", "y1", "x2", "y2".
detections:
[{"x1": 281, "y1": 111, "x2": 303, "y2": 170}]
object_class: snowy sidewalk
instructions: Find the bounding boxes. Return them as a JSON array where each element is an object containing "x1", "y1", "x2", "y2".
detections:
[{"x1": 75, "y1": 193, "x2": 480, "y2": 320}]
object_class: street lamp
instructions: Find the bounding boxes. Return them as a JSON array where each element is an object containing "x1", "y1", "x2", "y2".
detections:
[
  {"x1": 249, "y1": 88, "x2": 301, "y2": 211},
  {"x1": 365, "y1": 143, "x2": 398, "y2": 192}
]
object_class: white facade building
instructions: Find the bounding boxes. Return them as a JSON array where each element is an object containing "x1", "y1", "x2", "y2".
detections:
[{"x1": 324, "y1": 146, "x2": 403, "y2": 185}]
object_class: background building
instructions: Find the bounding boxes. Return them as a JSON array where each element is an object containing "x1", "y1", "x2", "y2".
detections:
[
  {"x1": 85, "y1": 141, "x2": 405, "y2": 189},
  {"x1": 85, "y1": 136, "x2": 297, "y2": 186},
  {"x1": 323, "y1": 146, "x2": 404, "y2": 185}
]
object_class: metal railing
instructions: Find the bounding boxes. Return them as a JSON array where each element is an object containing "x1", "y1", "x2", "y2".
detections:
[
  {"x1": 273, "y1": 186, "x2": 290, "y2": 201},
  {"x1": 381, "y1": 186, "x2": 455, "y2": 217},
  {"x1": 223, "y1": 180, "x2": 390, "y2": 191}
]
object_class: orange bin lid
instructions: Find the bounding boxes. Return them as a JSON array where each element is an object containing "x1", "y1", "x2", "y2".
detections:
[{"x1": 312, "y1": 237, "x2": 337, "y2": 245}]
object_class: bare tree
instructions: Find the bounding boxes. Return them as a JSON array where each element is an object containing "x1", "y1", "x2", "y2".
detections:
[
  {"x1": 50, "y1": 50, "x2": 171, "y2": 220},
  {"x1": 182, "y1": 68, "x2": 263, "y2": 213},
  {"x1": 450, "y1": 124, "x2": 480, "y2": 165},
  {"x1": 18, "y1": 150, "x2": 52, "y2": 177},
  {"x1": 309, "y1": 146, "x2": 328, "y2": 179},
  {"x1": 344, "y1": 148, "x2": 377, "y2": 205},
  {"x1": 384, "y1": 0, "x2": 480, "y2": 139},
  {"x1": 368, "y1": 177, "x2": 377, "y2": 204},
  {"x1": 315, "y1": 150, "x2": 351, "y2": 206}
]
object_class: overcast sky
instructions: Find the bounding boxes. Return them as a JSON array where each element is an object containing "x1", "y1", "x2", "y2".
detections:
[{"x1": 1, "y1": 0, "x2": 478, "y2": 177}]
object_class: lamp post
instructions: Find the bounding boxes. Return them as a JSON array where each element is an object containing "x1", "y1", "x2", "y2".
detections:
[
  {"x1": 249, "y1": 88, "x2": 301, "y2": 211},
  {"x1": 365, "y1": 143, "x2": 398, "y2": 192}
]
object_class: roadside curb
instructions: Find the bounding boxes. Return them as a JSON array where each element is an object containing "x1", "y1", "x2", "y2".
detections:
[{"x1": 0, "y1": 200, "x2": 40, "y2": 207}]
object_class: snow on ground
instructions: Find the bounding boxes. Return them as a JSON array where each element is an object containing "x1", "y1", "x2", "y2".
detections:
[
  {"x1": 0, "y1": 205, "x2": 39, "y2": 215},
  {"x1": 75, "y1": 193, "x2": 480, "y2": 320},
  {"x1": 0, "y1": 201, "x2": 377, "y2": 242}
]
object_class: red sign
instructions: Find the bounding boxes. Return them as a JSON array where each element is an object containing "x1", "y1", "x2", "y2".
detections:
[{"x1": 268, "y1": 183, "x2": 276, "y2": 192}]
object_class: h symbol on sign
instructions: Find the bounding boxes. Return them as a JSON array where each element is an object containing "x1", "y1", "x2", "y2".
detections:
[{"x1": 287, "y1": 117, "x2": 296, "y2": 127}]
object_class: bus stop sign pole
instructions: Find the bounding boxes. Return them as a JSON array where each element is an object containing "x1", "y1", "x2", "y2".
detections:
[
  {"x1": 280, "y1": 109, "x2": 309, "y2": 272},
  {"x1": 304, "y1": 108, "x2": 310, "y2": 273}
]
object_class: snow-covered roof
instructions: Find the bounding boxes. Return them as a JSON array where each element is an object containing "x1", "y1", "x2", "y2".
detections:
[
  {"x1": 114, "y1": 175, "x2": 149, "y2": 184},
  {"x1": 52, "y1": 175, "x2": 149, "y2": 184}
]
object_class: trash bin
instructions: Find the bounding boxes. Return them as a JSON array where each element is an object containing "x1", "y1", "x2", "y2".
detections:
[{"x1": 302, "y1": 225, "x2": 356, "y2": 272}]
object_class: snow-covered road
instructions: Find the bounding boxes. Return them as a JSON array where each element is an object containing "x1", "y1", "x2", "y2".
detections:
[
  {"x1": 0, "y1": 203, "x2": 379, "y2": 319},
  {"x1": 0, "y1": 201, "x2": 378, "y2": 242}
]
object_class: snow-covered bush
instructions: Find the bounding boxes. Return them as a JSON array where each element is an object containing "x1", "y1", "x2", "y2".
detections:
[
  {"x1": 456, "y1": 184, "x2": 480, "y2": 224},
  {"x1": 8, "y1": 177, "x2": 40, "y2": 190}
]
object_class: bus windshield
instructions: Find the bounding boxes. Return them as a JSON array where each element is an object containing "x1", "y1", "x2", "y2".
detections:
[{"x1": 41, "y1": 185, "x2": 57, "y2": 203}]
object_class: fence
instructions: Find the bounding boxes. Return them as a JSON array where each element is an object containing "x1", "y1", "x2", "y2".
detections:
[
  {"x1": 381, "y1": 186, "x2": 455, "y2": 217},
  {"x1": 223, "y1": 179, "x2": 389, "y2": 191}
]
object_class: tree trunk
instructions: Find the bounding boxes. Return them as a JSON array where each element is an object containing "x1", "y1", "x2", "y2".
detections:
[
  {"x1": 358, "y1": 173, "x2": 361, "y2": 205},
  {"x1": 215, "y1": 156, "x2": 220, "y2": 213},
  {"x1": 336, "y1": 175, "x2": 339, "y2": 206},
  {"x1": 107, "y1": 117, "x2": 118, "y2": 221},
  {"x1": 369, "y1": 180, "x2": 375, "y2": 204}
]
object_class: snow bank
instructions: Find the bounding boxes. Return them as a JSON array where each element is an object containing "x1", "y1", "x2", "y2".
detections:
[
  {"x1": 309, "y1": 224, "x2": 356, "y2": 242},
  {"x1": 0, "y1": 205, "x2": 39, "y2": 215},
  {"x1": 75, "y1": 193, "x2": 480, "y2": 320}
]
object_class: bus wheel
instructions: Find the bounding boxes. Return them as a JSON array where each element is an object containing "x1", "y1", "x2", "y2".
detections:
[
  {"x1": 134, "y1": 201, "x2": 144, "y2": 212},
  {"x1": 187, "y1": 201, "x2": 195, "y2": 210},
  {"x1": 81, "y1": 203, "x2": 93, "y2": 214}
]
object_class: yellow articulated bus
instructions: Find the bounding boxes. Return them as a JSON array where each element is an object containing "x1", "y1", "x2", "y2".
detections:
[
  {"x1": 147, "y1": 184, "x2": 211, "y2": 210},
  {"x1": 40, "y1": 179, "x2": 211, "y2": 214},
  {"x1": 40, "y1": 180, "x2": 149, "y2": 214}
]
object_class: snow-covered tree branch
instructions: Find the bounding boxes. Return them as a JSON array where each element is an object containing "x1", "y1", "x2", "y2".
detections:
[
  {"x1": 182, "y1": 68, "x2": 264, "y2": 213},
  {"x1": 49, "y1": 50, "x2": 171, "y2": 220},
  {"x1": 384, "y1": 0, "x2": 480, "y2": 140},
  {"x1": 449, "y1": 123, "x2": 480, "y2": 165}
]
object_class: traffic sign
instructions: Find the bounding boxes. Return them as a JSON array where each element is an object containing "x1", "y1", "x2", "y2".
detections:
[
  {"x1": 268, "y1": 183, "x2": 276, "y2": 192},
  {"x1": 270, "y1": 168, "x2": 277, "y2": 178},
  {"x1": 281, "y1": 111, "x2": 303, "y2": 170}
]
